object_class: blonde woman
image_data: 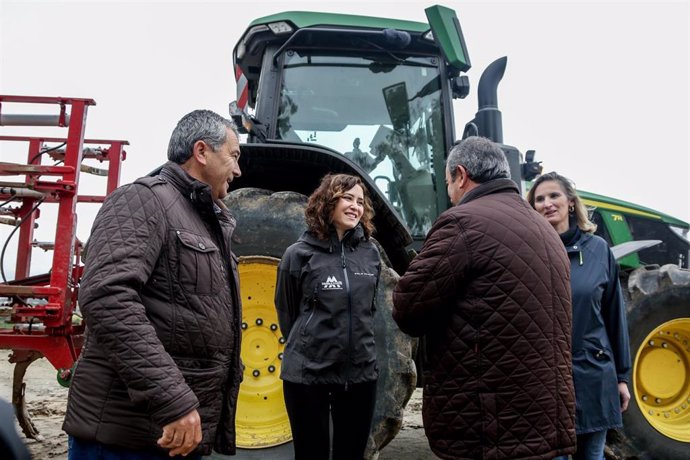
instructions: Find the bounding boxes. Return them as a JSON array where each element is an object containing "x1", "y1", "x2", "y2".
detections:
[{"x1": 528, "y1": 172, "x2": 632, "y2": 460}]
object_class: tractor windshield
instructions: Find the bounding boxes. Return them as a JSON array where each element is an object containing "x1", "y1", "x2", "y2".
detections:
[{"x1": 278, "y1": 52, "x2": 446, "y2": 236}]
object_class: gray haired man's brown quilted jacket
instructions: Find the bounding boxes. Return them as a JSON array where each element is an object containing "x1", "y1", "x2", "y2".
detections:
[
  {"x1": 62, "y1": 162, "x2": 242, "y2": 456},
  {"x1": 393, "y1": 178, "x2": 576, "y2": 460}
]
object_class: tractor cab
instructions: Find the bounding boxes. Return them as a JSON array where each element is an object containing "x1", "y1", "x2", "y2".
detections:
[{"x1": 231, "y1": 7, "x2": 480, "y2": 248}]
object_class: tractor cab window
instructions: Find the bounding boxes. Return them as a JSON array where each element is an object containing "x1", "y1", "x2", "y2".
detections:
[
  {"x1": 626, "y1": 216, "x2": 690, "y2": 268},
  {"x1": 278, "y1": 52, "x2": 446, "y2": 237}
]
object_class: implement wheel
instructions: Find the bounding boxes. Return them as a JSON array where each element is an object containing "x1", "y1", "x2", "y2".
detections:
[{"x1": 608, "y1": 265, "x2": 690, "y2": 459}]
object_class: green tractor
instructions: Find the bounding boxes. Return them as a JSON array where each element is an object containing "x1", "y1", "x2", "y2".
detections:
[{"x1": 222, "y1": 5, "x2": 690, "y2": 459}]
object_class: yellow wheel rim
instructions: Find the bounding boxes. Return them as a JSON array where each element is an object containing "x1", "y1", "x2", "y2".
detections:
[
  {"x1": 634, "y1": 318, "x2": 690, "y2": 442},
  {"x1": 235, "y1": 256, "x2": 291, "y2": 448}
]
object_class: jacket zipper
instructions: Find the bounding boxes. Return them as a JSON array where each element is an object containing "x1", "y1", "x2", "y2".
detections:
[
  {"x1": 341, "y1": 242, "x2": 352, "y2": 391},
  {"x1": 302, "y1": 287, "x2": 318, "y2": 334},
  {"x1": 208, "y1": 209, "x2": 241, "y2": 378}
]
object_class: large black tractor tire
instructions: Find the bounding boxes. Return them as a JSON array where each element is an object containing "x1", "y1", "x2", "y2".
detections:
[
  {"x1": 220, "y1": 188, "x2": 417, "y2": 460},
  {"x1": 607, "y1": 264, "x2": 690, "y2": 460}
]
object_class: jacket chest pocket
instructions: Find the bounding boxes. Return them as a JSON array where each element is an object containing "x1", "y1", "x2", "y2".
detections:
[{"x1": 174, "y1": 230, "x2": 225, "y2": 296}]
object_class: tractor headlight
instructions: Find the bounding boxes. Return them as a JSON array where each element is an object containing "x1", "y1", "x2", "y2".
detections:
[
  {"x1": 236, "y1": 25, "x2": 269, "y2": 60},
  {"x1": 268, "y1": 21, "x2": 293, "y2": 35}
]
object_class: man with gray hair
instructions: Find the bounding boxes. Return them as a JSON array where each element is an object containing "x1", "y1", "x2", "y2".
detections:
[
  {"x1": 393, "y1": 136, "x2": 576, "y2": 459},
  {"x1": 63, "y1": 110, "x2": 244, "y2": 459}
]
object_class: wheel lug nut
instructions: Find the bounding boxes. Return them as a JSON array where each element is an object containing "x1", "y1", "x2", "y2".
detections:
[
  {"x1": 649, "y1": 340, "x2": 655, "y2": 346},
  {"x1": 268, "y1": 365, "x2": 276, "y2": 373},
  {"x1": 270, "y1": 324, "x2": 278, "y2": 331},
  {"x1": 278, "y1": 353, "x2": 284, "y2": 360},
  {"x1": 252, "y1": 369, "x2": 260, "y2": 377},
  {"x1": 279, "y1": 337, "x2": 286, "y2": 344},
  {"x1": 241, "y1": 322, "x2": 248, "y2": 330},
  {"x1": 256, "y1": 318, "x2": 263, "y2": 326},
  {"x1": 656, "y1": 398, "x2": 662, "y2": 404},
  {"x1": 642, "y1": 395, "x2": 648, "y2": 401},
  {"x1": 662, "y1": 342, "x2": 668, "y2": 348}
]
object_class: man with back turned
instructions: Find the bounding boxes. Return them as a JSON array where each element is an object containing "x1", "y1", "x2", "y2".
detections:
[{"x1": 393, "y1": 136, "x2": 577, "y2": 460}]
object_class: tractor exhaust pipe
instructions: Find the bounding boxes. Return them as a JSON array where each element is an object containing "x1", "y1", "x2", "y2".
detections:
[{"x1": 464, "y1": 56, "x2": 507, "y2": 144}]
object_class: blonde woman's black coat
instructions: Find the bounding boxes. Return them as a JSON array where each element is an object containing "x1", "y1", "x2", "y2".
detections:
[{"x1": 565, "y1": 228, "x2": 631, "y2": 434}]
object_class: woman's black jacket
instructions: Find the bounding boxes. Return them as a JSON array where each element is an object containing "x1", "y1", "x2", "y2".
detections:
[{"x1": 274, "y1": 226, "x2": 381, "y2": 385}]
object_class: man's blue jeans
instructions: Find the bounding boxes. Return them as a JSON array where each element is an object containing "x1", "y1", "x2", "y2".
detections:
[
  {"x1": 68, "y1": 436, "x2": 202, "y2": 460},
  {"x1": 553, "y1": 429, "x2": 607, "y2": 460}
]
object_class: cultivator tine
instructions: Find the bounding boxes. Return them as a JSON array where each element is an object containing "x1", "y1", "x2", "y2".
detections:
[
  {"x1": 11, "y1": 351, "x2": 44, "y2": 441},
  {"x1": 79, "y1": 164, "x2": 109, "y2": 176}
]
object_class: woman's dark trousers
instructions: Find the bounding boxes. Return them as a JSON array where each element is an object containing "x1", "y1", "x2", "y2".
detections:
[{"x1": 283, "y1": 380, "x2": 377, "y2": 460}]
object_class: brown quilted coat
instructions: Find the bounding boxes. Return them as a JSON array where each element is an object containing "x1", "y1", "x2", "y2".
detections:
[
  {"x1": 62, "y1": 162, "x2": 242, "y2": 456},
  {"x1": 393, "y1": 179, "x2": 576, "y2": 460}
]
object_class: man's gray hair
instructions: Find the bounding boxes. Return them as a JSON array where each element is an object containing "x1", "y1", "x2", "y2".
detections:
[
  {"x1": 446, "y1": 136, "x2": 510, "y2": 183},
  {"x1": 167, "y1": 110, "x2": 239, "y2": 164}
]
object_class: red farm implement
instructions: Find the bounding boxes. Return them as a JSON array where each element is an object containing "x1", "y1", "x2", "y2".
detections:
[{"x1": 0, "y1": 95, "x2": 127, "y2": 439}]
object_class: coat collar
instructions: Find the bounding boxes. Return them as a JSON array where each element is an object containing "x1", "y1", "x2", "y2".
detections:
[
  {"x1": 559, "y1": 219, "x2": 580, "y2": 247},
  {"x1": 563, "y1": 229, "x2": 592, "y2": 268},
  {"x1": 299, "y1": 225, "x2": 366, "y2": 252},
  {"x1": 157, "y1": 161, "x2": 212, "y2": 205},
  {"x1": 458, "y1": 178, "x2": 519, "y2": 206},
  {"x1": 564, "y1": 230, "x2": 592, "y2": 254},
  {"x1": 156, "y1": 161, "x2": 234, "y2": 226}
]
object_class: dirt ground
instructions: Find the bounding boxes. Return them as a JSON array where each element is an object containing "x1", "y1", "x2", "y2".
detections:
[
  {"x1": 0, "y1": 356, "x2": 70, "y2": 459},
  {"x1": 0, "y1": 357, "x2": 436, "y2": 460}
]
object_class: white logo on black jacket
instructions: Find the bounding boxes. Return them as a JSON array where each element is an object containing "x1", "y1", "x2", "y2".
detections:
[{"x1": 321, "y1": 275, "x2": 343, "y2": 290}]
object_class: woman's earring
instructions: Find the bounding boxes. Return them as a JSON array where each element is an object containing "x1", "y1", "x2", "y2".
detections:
[{"x1": 569, "y1": 205, "x2": 575, "y2": 213}]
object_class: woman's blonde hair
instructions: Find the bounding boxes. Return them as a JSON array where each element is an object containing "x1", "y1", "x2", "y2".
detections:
[
  {"x1": 305, "y1": 173, "x2": 375, "y2": 240},
  {"x1": 526, "y1": 171, "x2": 597, "y2": 234}
]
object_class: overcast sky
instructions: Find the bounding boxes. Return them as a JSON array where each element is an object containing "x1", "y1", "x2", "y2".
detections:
[{"x1": 1, "y1": 0, "x2": 689, "y2": 274}]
